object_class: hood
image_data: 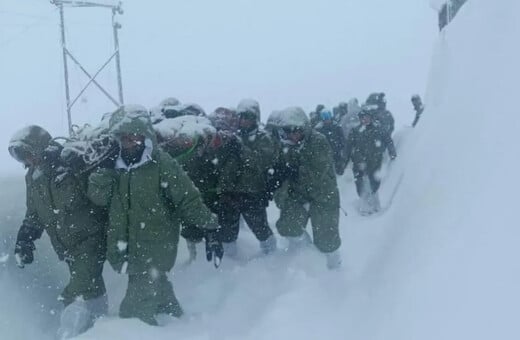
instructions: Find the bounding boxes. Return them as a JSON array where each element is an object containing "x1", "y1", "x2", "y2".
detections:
[
  {"x1": 109, "y1": 105, "x2": 157, "y2": 145},
  {"x1": 237, "y1": 98, "x2": 261, "y2": 122},
  {"x1": 278, "y1": 106, "x2": 310, "y2": 129},
  {"x1": 276, "y1": 106, "x2": 312, "y2": 144},
  {"x1": 8, "y1": 125, "x2": 52, "y2": 163}
]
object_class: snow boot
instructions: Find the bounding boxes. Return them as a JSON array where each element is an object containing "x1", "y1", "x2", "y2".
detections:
[
  {"x1": 325, "y1": 250, "x2": 342, "y2": 270},
  {"x1": 56, "y1": 300, "x2": 92, "y2": 340},
  {"x1": 367, "y1": 192, "x2": 381, "y2": 213},
  {"x1": 358, "y1": 180, "x2": 373, "y2": 215},
  {"x1": 259, "y1": 234, "x2": 277, "y2": 255}
]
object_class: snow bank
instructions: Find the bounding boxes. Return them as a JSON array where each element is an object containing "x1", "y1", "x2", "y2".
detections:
[{"x1": 364, "y1": 0, "x2": 520, "y2": 338}]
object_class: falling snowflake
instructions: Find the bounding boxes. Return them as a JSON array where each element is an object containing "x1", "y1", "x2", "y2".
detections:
[
  {"x1": 150, "y1": 267, "x2": 160, "y2": 280},
  {"x1": 117, "y1": 241, "x2": 128, "y2": 252}
]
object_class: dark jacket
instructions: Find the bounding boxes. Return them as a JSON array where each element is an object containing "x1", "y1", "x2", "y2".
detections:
[
  {"x1": 345, "y1": 123, "x2": 397, "y2": 173},
  {"x1": 22, "y1": 145, "x2": 106, "y2": 260},
  {"x1": 218, "y1": 128, "x2": 275, "y2": 195},
  {"x1": 315, "y1": 122, "x2": 347, "y2": 174}
]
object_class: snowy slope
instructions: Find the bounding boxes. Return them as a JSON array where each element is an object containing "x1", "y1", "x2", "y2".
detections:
[{"x1": 2, "y1": 0, "x2": 520, "y2": 339}]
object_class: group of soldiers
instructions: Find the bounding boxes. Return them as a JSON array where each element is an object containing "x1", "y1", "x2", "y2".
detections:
[{"x1": 7, "y1": 92, "x2": 421, "y2": 338}]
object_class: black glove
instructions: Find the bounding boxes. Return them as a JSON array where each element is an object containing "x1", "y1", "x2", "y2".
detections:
[
  {"x1": 14, "y1": 240, "x2": 35, "y2": 268},
  {"x1": 204, "y1": 229, "x2": 223, "y2": 268},
  {"x1": 14, "y1": 220, "x2": 42, "y2": 268}
]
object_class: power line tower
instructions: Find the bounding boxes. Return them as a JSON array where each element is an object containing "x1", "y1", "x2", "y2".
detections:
[{"x1": 50, "y1": 0, "x2": 125, "y2": 135}]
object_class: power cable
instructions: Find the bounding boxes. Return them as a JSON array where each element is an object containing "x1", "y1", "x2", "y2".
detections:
[
  {"x1": 0, "y1": 8, "x2": 57, "y2": 48},
  {"x1": 0, "y1": 10, "x2": 54, "y2": 20}
]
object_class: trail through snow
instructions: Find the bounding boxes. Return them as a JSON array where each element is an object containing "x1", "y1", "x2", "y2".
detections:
[{"x1": 2, "y1": 0, "x2": 520, "y2": 339}]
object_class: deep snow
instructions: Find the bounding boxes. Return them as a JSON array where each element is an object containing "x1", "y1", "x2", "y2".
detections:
[{"x1": 1, "y1": 0, "x2": 520, "y2": 339}]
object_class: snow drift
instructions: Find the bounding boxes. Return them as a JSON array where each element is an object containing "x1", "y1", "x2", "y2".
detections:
[{"x1": 1, "y1": 0, "x2": 520, "y2": 339}]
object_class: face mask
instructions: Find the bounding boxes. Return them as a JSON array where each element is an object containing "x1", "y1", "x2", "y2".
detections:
[{"x1": 120, "y1": 138, "x2": 146, "y2": 166}]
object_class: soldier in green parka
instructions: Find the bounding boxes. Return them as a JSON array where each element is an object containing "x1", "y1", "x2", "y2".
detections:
[
  {"x1": 87, "y1": 106, "x2": 223, "y2": 326},
  {"x1": 273, "y1": 107, "x2": 342, "y2": 270},
  {"x1": 216, "y1": 99, "x2": 277, "y2": 258},
  {"x1": 154, "y1": 115, "x2": 221, "y2": 262},
  {"x1": 8, "y1": 125, "x2": 108, "y2": 339}
]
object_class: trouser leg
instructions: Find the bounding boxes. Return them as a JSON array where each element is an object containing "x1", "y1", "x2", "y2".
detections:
[
  {"x1": 156, "y1": 273, "x2": 184, "y2": 318},
  {"x1": 61, "y1": 241, "x2": 106, "y2": 307},
  {"x1": 241, "y1": 197, "x2": 273, "y2": 242},
  {"x1": 120, "y1": 271, "x2": 183, "y2": 325},
  {"x1": 309, "y1": 202, "x2": 341, "y2": 253},
  {"x1": 276, "y1": 197, "x2": 309, "y2": 238},
  {"x1": 353, "y1": 169, "x2": 367, "y2": 197},
  {"x1": 368, "y1": 170, "x2": 381, "y2": 193},
  {"x1": 217, "y1": 194, "x2": 241, "y2": 243},
  {"x1": 58, "y1": 238, "x2": 107, "y2": 339}
]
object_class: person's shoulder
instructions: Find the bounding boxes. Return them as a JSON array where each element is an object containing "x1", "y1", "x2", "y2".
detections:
[
  {"x1": 157, "y1": 149, "x2": 183, "y2": 171},
  {"x1": 310, "y1": 129, "x2": 329, "y2": 144}
]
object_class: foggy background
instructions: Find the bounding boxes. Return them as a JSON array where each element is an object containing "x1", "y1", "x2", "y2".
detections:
[{"x1": 1, "y1": 0, "x2": 437, "y2": 174}]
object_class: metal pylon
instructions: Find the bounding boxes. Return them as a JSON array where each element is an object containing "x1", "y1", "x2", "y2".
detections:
[{"x1": 51, "y1": 0, "x2": 125, "y2": 136}]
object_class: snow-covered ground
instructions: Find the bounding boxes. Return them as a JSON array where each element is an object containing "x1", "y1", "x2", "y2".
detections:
[{"x1": 2, "y1": 0, "x2": 520, "y2": 339}]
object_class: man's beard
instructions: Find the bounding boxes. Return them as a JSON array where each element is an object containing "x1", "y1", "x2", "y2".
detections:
[{"x1": 121, "y1": 143, "x2": 145, "y2": 166}]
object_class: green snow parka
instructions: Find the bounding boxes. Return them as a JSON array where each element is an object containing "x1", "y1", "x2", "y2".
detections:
[
  {"x1": 218, "y1": 128, "x2": 275, "y2": 195},
  {"x1": 88, "y1": 112, "x2": 218, "y2": 274},
  {"x1": 280, "y1": 130, "x2": 340, "y2": 208},
  {"x1": 9, "y1": 126, "x2": 106, "y2": 260}
]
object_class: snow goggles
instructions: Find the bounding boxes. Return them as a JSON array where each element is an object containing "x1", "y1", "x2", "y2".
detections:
[
  {"x1": 8, "y1": 143, "x2": 34, "y2": 164},
  {"x1": 238, "y1": 111, "x2": 257, "y2": 121},
  {"x1": 281, "y1": 126, "x2": 304, "y2": 134}
]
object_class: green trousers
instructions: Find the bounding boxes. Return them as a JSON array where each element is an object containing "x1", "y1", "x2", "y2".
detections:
[
  {"x1": 61, "y1": 237, "x2": 106, "y2": 306},
  {"x1": 276, "y1": 196, "x2": 341, "y2": 253},
  {"x1": 119, "y1": 271, "x2": 183, "y2": 325}
]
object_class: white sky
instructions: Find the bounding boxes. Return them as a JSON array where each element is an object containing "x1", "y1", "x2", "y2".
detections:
[{"x1": 0, "y1": 0, "x2": 437, "y2": 174}]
